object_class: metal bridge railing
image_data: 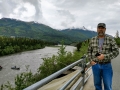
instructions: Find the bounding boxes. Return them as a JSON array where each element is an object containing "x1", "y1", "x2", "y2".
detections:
[{"x1": 23, "y1": 55, "x2": 92, "y2": 90}]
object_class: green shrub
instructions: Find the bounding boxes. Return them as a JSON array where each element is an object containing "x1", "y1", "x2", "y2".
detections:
[
  {"x1": 2, "y1": 46, "x2": 15, "y2": 55},
  {"x1": 13, "y1": 45, "x2": 21, "y2": 52}
]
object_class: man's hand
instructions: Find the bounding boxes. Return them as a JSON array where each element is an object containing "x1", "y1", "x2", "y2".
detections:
[
  {"x1": 97, "y1": 54, "x2": 104, "y2": 60},
  {"x1": 90, "y1": 61, "x2": 97, "y2": 65}
]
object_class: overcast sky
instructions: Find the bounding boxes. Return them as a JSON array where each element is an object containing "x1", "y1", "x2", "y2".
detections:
[{"x1": 0, "y1": 0, "x2": 120, "y2": 36}]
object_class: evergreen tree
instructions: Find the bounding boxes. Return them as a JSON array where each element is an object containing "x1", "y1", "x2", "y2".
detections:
[{"x1": 115, "y1": 30, "x2": 119, "y2": 38}]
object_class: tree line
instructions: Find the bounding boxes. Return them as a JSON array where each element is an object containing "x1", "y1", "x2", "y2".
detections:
[{"x1": 0, "y1": 36, "x2": 56, "y2": 56}]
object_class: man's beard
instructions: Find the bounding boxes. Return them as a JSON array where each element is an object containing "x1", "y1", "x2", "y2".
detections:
[{"x1": 98, "y1": 32, "x2": 105, "y2": 36}]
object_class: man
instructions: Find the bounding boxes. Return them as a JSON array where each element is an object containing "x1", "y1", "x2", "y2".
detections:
[{"x1": 87, "y1": 23, "x2": 119, "y2": 90}]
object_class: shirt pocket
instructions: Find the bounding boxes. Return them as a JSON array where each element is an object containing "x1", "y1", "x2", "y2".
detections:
[
  {"x1": 103, "y1": 44, "x2": 111, "y2": 53},
  {"x1": 92, "y1": 45, "x2": 98, "y2": 53}
]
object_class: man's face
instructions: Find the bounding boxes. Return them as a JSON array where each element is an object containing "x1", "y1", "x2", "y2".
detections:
[{"x1": 97, "y1": 26, "x2": 106, "y2": 36}]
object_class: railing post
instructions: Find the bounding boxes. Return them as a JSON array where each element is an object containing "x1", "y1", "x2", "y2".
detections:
[{"x1": 81, "y1": 54, "x2": 87, "y2": 87}]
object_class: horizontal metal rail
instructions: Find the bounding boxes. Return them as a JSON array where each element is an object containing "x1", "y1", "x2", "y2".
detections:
[
  {"x1": 70, "y1": 67, "x2": 92, "y2": 90},
  {"x1": 24, "y1": 55, "x2": 92, "y2": 90},
  {"x1": 85, "y1": 67, "x2": 92, "y2": 74},
  {"x1": 59, "y1": 70, "x2": 83, "y2": 90},
  {"x1": 24, "y1": 58, "x2": 85, "y2": 90},
  {"x1": 70, "y1": 77, "x2": 83, "y2": 90},
  {"x1": 80, "y1": 86, "x2": 83, "y2": 90},
  {"x1": 84, "y1": 73, "x2": 92, "y2": 83}
]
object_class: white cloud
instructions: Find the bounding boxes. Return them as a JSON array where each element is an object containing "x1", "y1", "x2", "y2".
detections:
[
  {"x1": 41, "y1": 0, "x2": 75, "y2": 29},
  {"x1": 0, "y1": 0, "x2": 120, "y2": 36},
  {"x1": 9, "y1": 2, "x2": 36, "y2": 21},
  {"x1": 0, "y1": 13, "x2": 2, "y2": 18}
]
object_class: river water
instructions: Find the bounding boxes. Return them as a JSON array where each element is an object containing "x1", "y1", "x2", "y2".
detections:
[{"x1": 0, "y1": 46, "x2": 76, "y2": 86}]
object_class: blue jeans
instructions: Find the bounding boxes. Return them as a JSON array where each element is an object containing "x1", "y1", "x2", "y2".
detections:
[{"x1": 92, "y1": 63, "x2": 113, "y2": 90}]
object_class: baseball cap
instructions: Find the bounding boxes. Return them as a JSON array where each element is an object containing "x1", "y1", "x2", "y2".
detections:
[{"x1": 97, "y1": 23, "x2": 106, "y2": 28}]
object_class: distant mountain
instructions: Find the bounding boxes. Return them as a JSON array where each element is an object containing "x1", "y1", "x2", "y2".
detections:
[
  {"x1": 61, "y1": 28, "x2": 97, "y2": 40},
  {"x1": 0, "y1": 18, "x2": 97, "y2": 44}
]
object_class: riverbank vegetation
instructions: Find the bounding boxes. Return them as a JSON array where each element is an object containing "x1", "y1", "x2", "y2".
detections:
[
  {"x1": 0, "y1": 40, "x2": 89, "y2": 90},
  {"x1": 0, "y1": 36, "x2": 56, "y2": 56},
  {"x1": 115, "y1": 38, "x2": 120, "y2": 47}
]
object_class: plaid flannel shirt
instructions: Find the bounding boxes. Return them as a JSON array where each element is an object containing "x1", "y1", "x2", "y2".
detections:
[{"x1": 87, "y1": 35, "x2": 119, "y2": 62}]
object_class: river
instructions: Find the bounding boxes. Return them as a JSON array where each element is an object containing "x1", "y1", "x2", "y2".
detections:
[{"x1": 0, "y1": 46, "x2": 76, "y2": 86}]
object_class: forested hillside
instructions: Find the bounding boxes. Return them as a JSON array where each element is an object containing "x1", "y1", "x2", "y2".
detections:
[{"x1": 0, "y1": 18, "x2": 97, "y2": 44}]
